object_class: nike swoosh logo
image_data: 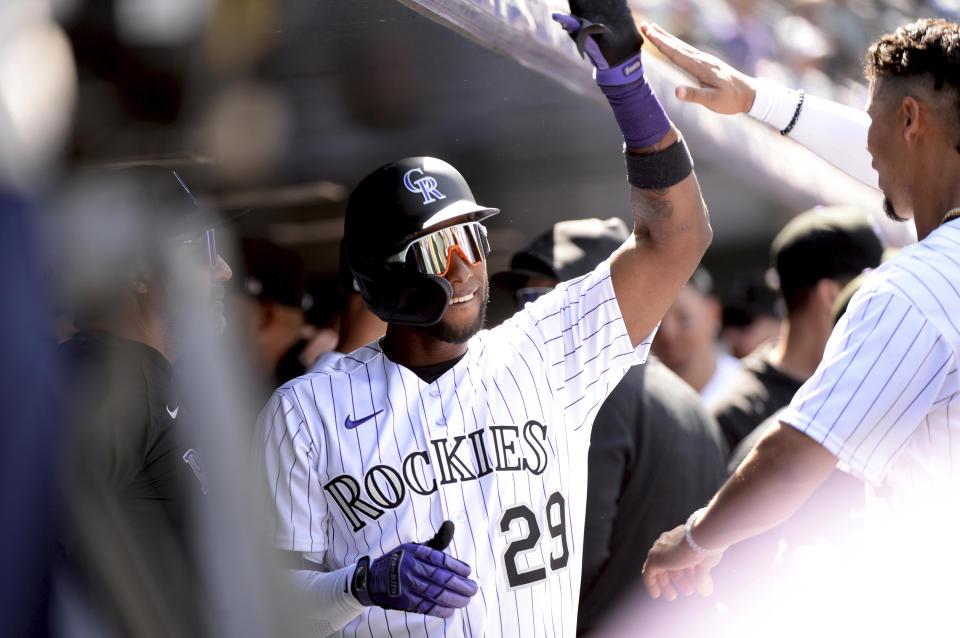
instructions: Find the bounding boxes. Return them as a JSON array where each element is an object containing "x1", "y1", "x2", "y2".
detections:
[
  {"x1": 166, "y1": 405, "x2": 179, "y2": 420},
  {"x1": 344, "y1": 409, "x2": 383, "y2": 429}
]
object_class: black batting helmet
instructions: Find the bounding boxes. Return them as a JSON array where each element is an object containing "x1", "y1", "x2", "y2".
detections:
[{"x1": 344, "y1": 157, "x2": 499, "y2": 326}]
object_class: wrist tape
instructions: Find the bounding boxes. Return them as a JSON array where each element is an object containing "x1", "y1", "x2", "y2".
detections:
[
  {"x1": 624, "y1": 134, "x2": 694, "y2": 190},
  {"x1": 603, "y1": 77, "x2": 672, "y2": 150}
]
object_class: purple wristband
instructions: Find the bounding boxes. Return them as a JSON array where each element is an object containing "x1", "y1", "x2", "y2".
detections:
[{"x1": 602, "y1": 78, "x2": 671, "y2": 150}]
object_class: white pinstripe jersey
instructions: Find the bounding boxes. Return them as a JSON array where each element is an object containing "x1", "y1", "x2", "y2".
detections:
[
  {"x1": 256, "y1": 259, "x2": 652, "y2": 637},
  {"x1": 781, "y1": 217, "x2": 960, "y2": 517}
]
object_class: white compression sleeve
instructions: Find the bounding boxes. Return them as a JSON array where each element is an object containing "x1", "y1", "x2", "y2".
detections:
[
  {"x1": 289, "y1": 564, "x2": 366, "y2": 637},
  {"x1": 748, "y1": 79, "x2": 879, "y2": 189}
]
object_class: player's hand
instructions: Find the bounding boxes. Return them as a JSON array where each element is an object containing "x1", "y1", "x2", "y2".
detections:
[
  {"x1": 639, "y1": 22, "x2": 758, "y2": 115},
  {"x1": 352, "y1": 521, "x2": 479, "y2": 618},
  {"x1": 553, "y1": 0, "x2": 642, "y2": 75},
  {"x1": 641, "y1": 524, "x2": 723, "y2": 601}
]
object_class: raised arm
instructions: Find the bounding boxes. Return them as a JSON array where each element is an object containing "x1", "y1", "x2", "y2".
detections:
[
  {"x1": 612, "y1": 128, "x2": 712, "y2": 347},
  {"x1": 555, "y1": 1, "x2": 712, "y2": 347},
  {"x1": 640, "y1": 22, "x2": 878, "y2": 189}
]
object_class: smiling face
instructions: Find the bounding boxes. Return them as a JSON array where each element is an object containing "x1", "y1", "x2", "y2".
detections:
[{"x1": 417, "y1": 248, "x2": 489, "y2": 344}]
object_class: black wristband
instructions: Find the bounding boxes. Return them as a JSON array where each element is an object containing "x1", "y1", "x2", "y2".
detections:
[
  {"x1": 624, "y1": 135, "x2": 694, "y2": 190},
  {"x1": 351, "y1": 556, "x2": 372, "y2": 606}
]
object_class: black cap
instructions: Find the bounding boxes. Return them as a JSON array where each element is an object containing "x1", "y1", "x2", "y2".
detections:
[
  {"x1": 344, "y1": 157, "x2": 499, "y2": 267},
  {"x1": 234, "y1": 237, "x2": 306, "y2": 309},
  {"x1": 722, "y1": 272, "x2": 785, "y2": 328},
  {"x1": 492, "y1": 217, "x2": 629, "y2": 290},
  {"x1": 771, "y1": 206, "x2": 884, "y2": 297}
]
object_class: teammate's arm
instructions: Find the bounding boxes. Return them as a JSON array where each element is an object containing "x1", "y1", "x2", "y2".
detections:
[
  {"x1": 555, "y1": 1, "x2": 711, "y2": 348},
  {"x1": 639, "y1": 22, "x2": 878, "y2": 189},
  {"x1": 641, "y1": 422, "x2": 837, "y2": 600}
]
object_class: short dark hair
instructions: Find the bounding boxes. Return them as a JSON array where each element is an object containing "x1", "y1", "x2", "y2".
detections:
[
  {"x1": 867, "y1": 19, "x2": 960, "y2": 152},
  {"x1": 866, "y1": 19, "x2": 960, "y2": 89},
  {"x1": 770, "y1": 206, "x2": 883, "y2": 315}
]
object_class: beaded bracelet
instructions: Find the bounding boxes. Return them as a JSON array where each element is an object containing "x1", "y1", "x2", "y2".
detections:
[
  {"x1": 780, "y1": 89, "x2": 805, "y2": 136},
  {"x1": 684, "y1": 508, "x2": 726, "y2": 555}
]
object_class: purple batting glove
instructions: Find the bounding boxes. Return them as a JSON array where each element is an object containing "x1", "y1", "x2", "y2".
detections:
[{"x1": 351, "y1": 521, "x2": 479, "y2": 618}]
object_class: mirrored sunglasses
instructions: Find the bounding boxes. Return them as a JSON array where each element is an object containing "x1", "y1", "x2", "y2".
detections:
[{"x1": 387, "y1": 222, "x2": 490, "y2": 277}]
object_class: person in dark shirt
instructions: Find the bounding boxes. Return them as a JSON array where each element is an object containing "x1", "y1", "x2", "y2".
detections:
[
  {"x1": 713, "y1": 345, "x2": 805, "y2": 453},
  {"x1": 711, "y1": 206, "x2": 884, "y2": 452},
  {"x1": 492, "y1": 217, "x2": 728, "y2": 635},
  {"x1": 56, "y1": 166, "x2": 233, "y2": 637}
]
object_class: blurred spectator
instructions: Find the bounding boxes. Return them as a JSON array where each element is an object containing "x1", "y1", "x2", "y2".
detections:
[
  {"x1": 708, "y1": 0, "x2": 777, "y2": 75},
  {"x1": 226, "y1": 236, "x2": 309, "y2": 410},
  {"x1": 54, "y1": 166, "x2": 233, "y2": 637},
  {"x1": 309, "y1": 242, "x2": 386, "y2": 371},
  {"x1": 296, "y1": 276, "x2": 342, "y2": 370},
  {"x1": 721, "y1": 271, "x2": 784, "y2": 359},
  {"x1": 491, "y1": 218, "x2": 728, "y2": 635},
  {"x1": 0, "y1": 193, "x2": 61, "y2": 638},
  {"x1": 712, "y1": 206, "x2": 884, "y2": 452},
  {"x1": 761, "y1": 11, "x2": 837, "y2": 100},
  {"x1": 639, "y1": 0, "x2": 935, "y2": 109},
  {"x1": 651, "y1": 267, "x2": 741, "y2": 406},
  {"x1": 791, "y1": 0, "x2": 870, "y2": 81}
]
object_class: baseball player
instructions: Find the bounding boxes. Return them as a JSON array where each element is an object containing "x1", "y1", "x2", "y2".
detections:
[
  {"x1": 254, "y1": 1, "x2": 712, "y2": 635},
  {"x1": 638, "y1": 19, "x2": 960, "y2": 626}
]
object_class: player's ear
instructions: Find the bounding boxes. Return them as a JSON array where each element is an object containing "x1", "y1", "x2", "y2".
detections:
[
  {"x1": 814, "y1": 278, "x2": 844, "y2": 314},
  {"x1": 901, "y1": 95, "x2": 924, "y2": 143}
]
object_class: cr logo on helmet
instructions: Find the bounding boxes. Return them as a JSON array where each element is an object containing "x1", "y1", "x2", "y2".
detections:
[{"x1": 403, "y1": 168, "x2": 446, "y2": 205}]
